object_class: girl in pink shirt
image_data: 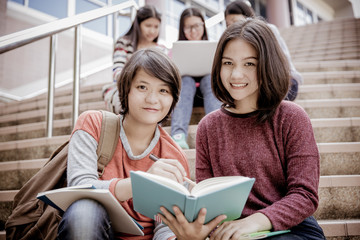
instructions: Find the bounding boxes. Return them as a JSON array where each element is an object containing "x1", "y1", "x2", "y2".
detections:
[{"x1": 58, "y1": 49, "x2": 190, "y2": 240}]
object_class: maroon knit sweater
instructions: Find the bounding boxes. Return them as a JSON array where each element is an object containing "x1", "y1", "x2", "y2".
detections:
[{"x1": 196, "y1": 101, "x2": 320, "y2": 231}]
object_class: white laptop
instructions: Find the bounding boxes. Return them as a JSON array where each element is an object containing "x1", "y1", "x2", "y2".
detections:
[{"x1": 171, "y1": 40, "x2": 218, "y2": 77}]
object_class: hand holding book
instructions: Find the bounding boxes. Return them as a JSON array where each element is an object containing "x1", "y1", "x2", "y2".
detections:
[
  {"x1": 130, "y1": 170, "x2": 255, "y2": 224},
  {"x1": 147, "y1": 154, "x2": 188, "y2": 184}
]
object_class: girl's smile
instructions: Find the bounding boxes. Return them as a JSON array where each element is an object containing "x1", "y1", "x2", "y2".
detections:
[{"x1": 230, "y1": 83, "x2": 248, "y2": 88}]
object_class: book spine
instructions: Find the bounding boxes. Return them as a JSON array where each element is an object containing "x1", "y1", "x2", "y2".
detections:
[{"x1": 184, "y1": 195, "x2": 197, "y2": 222}]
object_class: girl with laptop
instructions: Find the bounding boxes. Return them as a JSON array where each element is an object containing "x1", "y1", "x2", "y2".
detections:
[{"x1": 170, "y1": 7, "x2": 221, "y2": 149}]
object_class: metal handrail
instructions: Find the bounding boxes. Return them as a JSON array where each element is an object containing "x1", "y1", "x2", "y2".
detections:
[
  {"x1": 0, "y1": 0, "x2": 137, "y2": 53},
  {"x1": 0, "y1": 0, "x2": 138, "y2": 137}
]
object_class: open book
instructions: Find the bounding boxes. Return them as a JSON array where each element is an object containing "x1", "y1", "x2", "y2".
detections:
[
  {"x1": 37, "y1": 184, "x2": 144, "y2": 236},
  {"x1": 130, "y1": 171, "x2": 255, "y2": 224}
]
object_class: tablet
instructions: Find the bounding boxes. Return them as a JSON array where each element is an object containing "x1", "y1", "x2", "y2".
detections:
[{"x1": 171, "y1": 40, "x2": 218, "y2": 77}]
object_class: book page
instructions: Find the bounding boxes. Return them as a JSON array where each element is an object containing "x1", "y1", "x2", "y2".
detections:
[
  {"x1": 38, "y1": 188, "x2": 144, "y2": 235},
  {"x1": 191, "y1": 176, "x2": 249, "y2": 197},
  {"x1": 135, "y1": 171, "x2": 190, "y2": 195}
]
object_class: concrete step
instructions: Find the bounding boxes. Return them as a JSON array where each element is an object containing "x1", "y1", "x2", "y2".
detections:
[
  {"x1": 0, "y1": 90, "x2": 103, "y2": 116},
  {"x1": 0, "y1": 118, "x2": 73, "y2": 142},
  {"x1": 296, "y1": 99, "x2": 360, "y2": 119},
  {"x1": 0, "y1": 135, "x2": 69, "y2": 162},
  {"x1": 0, "y1": 141, "x2": 358, "y2": 190},
  {"x1": 2, "y1": 85, "x2": 358, "y2": 139},
  {"x1": 0, "y1": 159, "x2": 47, "y2": 190},
  {"x1": 182, "y1": 143, "x2": 360, "y2": 182},
  {"x1": 317, "y1": 142, "x2": 360, "y2": 176},
  {"x1": 288, "y1": 39, "x2": 360, "y2": 55},
  {"x1": 285, "y1": 30, "x2": 359, "y2": 45},
  {"x1": 293, "y1": 53, "x2": 360, "y2": 62},
  {"x1": 297, "y1": 83, "x2": 360, "y2": 100},
  {"x1": 163, "y1": 118, "x2": 360, "y2": 149},
  {"x1": 1, "y1": 97, "x2": 358, "y2": 136},
  {"x1": 3, "y1": 117, "x2": 356, "y2": 163},
  {"x1": 0, "y1": 101, "x2": 105, "y2": 127},
  {"x1": 311, "y1": 117, "x2": 360, "y2": 143},
  {"x1": 190, "y1": 99, "x2": 360, "y2": 126},
  {"x1": 0, "y1": 118, "x2": 72, "y2": 142},
  {"x1": 319, "y1": 219, "x2": 360, "y2": 240},
  {"x1": 315, "y1": 175, "x2": 360, "y2": 220},
  {"x1": 301, "y1": 71, "x2": 360, "y2": 85},
  {"x1": 290, "y1": 43, "x2": 360, "y2": 57},
  {"x1": 0, "y1": 82, "x2": 104, "y2": 116},
  {"x1": 294, "y1": 60, "x2": 360, "y2": 72}
]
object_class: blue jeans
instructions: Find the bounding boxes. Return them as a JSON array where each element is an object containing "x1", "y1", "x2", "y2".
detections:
[
  {"x1": 171, "y1": 75, "x2": 221, "y2": 137},
  {"x1": 267, "y1": 216, "x2": 325, "y2": 240},
  {"x1": 58, "y1": 199, "x2": 114, "y2": 240}
]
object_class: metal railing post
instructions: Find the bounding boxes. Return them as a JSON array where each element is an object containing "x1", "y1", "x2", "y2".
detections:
[
  {"x1": 46, "y1": 34, "x2": 57, "y2": 138},
  {"x1": 113, "y1": 11, "x2": 118, "y2": 44},
  {"x1": 72, "y1": 25, "x2": 81, "y2": 129}
]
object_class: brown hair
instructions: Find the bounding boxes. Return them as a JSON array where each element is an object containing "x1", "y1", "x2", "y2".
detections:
[
  {"x1": 211, "y1": 18, "x2": 290, "y2": 123},
  {"x1": 118, "y1": 48, "x2": 181, "y2": 124},
  {"x1": 224, "y1": 0, "x2": 255, "y2": 18},
  {"x1": 178, "y1": 7, "x2": 208, "y2": 41},
  {"x1": 124, "y1": 5, "x2": 161, "y2": 51}
]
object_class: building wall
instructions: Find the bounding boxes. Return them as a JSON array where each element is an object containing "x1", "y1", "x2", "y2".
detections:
[{"x1": 0, "y1": 1, "x2": 113, "y2": 100}]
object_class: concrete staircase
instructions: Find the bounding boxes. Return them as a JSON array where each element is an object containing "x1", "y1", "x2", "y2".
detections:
[{"x1": 1, "y1": 17, "x2": 360, "y2": 239}]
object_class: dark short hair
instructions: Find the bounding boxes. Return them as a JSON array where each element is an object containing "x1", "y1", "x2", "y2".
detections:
[
  {"x1": 224, "y1": 0, "x2": 255, "y2": 18},
  {"x1": 124, "y1": 5, "x2": 161, "y2": 51},
  {"x1": 211, "y1": 18, "x2": 290, "y2": 123},
  {"x1": 178, "y1": 7, "x2": 208, "y2": 41},
  {"x1": 118, "y1": 48, "x2": 181, "y2": 124}
]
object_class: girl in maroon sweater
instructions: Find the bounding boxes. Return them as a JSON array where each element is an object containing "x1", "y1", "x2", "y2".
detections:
[{"x1": 158, "y1": 18, "x2": 325, "y2": 240}]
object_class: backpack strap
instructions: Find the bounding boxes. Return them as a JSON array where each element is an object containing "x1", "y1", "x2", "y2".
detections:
[{"x1": 97, "y1": 110, "x2": 120, "y2": 177}]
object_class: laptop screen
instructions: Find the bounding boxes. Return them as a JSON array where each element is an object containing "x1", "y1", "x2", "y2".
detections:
[{"x1": 171, "y1": 41, "x2": 218, "y2": 77}]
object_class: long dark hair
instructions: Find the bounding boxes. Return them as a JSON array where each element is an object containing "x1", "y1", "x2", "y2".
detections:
[
  {"x1": 178, "y1": 7, "x2": 208, "y2": 41},
  {"x1": 211, "y1": 18, "x2": 290, "y2": 123},
  {"x1": 124, "y1": 5, "x2": 161, "y2": 51},
  {"x1": 224, "y1": 0, "x2": 255, "y2": 18},
  {"x1": 118, "y1": 49, "x2": 181, "y2": 124}
]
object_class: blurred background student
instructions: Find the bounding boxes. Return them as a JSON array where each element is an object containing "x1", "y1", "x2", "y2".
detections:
[
  {"x1": 171, "y1": 7, "x2": 221, "y2": 149},
  {"x1": 224, "y1": 0, "x2": 303, "y2": 101},
  {"x1": 103, "y1": 5, "x2": 167, "y2": 114}
]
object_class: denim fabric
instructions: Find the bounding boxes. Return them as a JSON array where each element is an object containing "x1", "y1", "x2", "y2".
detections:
[
  {"x1": 58, "y1": 199, "x2": 114, "y2": 240},
  {"x1": 171, "y1": 75, "x2": 221, "y2": 137},
  {"x1": 267, "y1": 216, "x2": 325, "y2": 240},
  {"x1": 285, "y1": 78, "x2": 299, "y2": 101}
]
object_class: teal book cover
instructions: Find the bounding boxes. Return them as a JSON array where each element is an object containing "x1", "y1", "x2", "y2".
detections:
[{"x1": 131, "y1": 171, "x2": 255, "y2": 224}]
